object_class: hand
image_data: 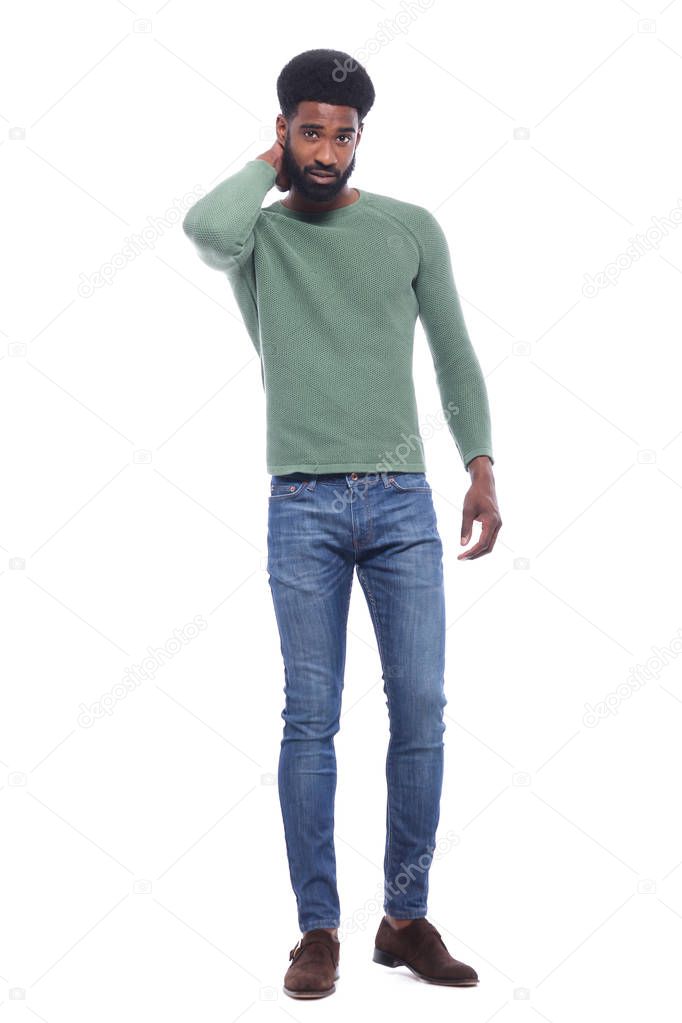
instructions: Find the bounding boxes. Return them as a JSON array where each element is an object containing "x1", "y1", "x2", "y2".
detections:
[
  {"x1": 256, "y1": 137, "x2": 290, "y2": 193},
  {"x1": 458, "y1": 459, "x2": 502, "y2": 560}
]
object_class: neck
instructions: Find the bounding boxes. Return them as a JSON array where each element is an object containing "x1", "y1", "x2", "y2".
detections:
[{"x1": 282, "y1": 186, "x2": 359, "y2": 213}]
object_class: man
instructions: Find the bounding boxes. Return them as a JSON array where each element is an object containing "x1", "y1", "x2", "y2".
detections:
[{"x1": 183, "y1": 47, "x2": 501, "y2": 999}]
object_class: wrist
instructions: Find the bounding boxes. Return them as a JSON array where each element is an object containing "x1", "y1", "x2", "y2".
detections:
[
  {"x1": 466, "y1": 454, "x2": 493, "y2": 478},
  {"x1": 257, "y1": 155, "x2": 277, "y2": 170}
]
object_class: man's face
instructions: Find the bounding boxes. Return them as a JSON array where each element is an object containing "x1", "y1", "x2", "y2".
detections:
[{"x1": 278, "y1": 100, "x2": 362, "y2": 203}]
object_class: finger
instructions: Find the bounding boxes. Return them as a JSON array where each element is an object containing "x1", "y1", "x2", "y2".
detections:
[
  {"x1": 460, "y1": 509, "x2": 474, "y2": 545},
  {"x1": 457, "y1": 516, "x2": 496, "y2": 560},
  {"x1": 462, "y1": 518, "x2": 502, "y2": 560},
  {"x1": 485, "y1": 520, "x2": 502, "y2": 554}
]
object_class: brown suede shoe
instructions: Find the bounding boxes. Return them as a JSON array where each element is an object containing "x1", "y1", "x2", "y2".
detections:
[
  {"x1": 373, "y1": 916, "x2": 478, "y2": 986},
  {"x1": 283, "y1": 929, "x2": 340, "y2": 999}
]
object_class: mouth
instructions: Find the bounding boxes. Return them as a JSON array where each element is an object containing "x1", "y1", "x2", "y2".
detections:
[{"x1": 307, "y1": 170, "x2": 336, "y2": 182}]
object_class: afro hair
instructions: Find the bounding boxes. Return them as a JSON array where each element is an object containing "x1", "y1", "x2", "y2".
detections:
[{"x1": 276, "y1": 48, "x2": 375, "y2": 125}]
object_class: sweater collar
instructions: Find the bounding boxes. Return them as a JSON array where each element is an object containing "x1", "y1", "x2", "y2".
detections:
[{"x1": 269, "y1": 188, "x2": 367, "y2": 222}]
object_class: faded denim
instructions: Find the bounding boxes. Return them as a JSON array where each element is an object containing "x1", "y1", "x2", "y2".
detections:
[{"x1": 267, "y1": 471, "x2": 447, "y2": 932}]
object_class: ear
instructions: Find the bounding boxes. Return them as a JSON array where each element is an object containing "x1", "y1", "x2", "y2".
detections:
[{"x1": 275, "y1": 114, "x2": 288, "y2": 145}]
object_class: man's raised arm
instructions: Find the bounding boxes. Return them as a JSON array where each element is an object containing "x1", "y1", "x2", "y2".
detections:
[{"x1": 182, "y1": 150, "x2": 280, "y2": 272}]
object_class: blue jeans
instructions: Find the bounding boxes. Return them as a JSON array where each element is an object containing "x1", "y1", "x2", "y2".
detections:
[{"x1": 267, "y1": 471, "x2": 447, "y2": 932}]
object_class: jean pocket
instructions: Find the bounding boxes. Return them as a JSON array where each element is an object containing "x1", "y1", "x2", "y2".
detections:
[
  {"x1": 269, "y1": 475, "x2": 310, "y2": 499},
  {"x1": 387, "y1": 472, "x2": 431, "y2": 492}
]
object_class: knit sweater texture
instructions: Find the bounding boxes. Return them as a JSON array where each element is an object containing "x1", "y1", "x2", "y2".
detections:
[{"x1": 182, "y1": 158, "x2": 494, "y2": 475}]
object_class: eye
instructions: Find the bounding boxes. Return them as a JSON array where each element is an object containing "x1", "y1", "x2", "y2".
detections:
[{"x1": 302, "y1": 130, "x2": 353, "y2": 143}]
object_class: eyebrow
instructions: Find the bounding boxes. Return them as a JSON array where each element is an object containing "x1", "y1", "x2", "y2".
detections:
[{"x1": 298, "y1": 123, "x2": 357, "y2": 133}]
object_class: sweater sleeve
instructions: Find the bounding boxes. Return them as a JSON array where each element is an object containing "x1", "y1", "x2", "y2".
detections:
[
  {"x1": 182, "y1": 158, "x2": 278, "y2": 273},
  {"x1": 413, "y1": 210, "x2": 494, "y2": 471}
]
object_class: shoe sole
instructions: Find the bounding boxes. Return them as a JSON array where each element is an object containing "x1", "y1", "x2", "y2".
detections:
[
  {"x1": 283, "y1": 983, "x2": 336, "y2": 999},
  {"x1": 373, "y1": 947, "x2": 478, "y2": 986},
  {"x1": 283, "y1": 968, "x2": 340, "y2": 999}
]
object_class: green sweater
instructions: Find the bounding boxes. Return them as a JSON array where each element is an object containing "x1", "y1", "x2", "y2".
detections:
[{"x1": 182, "y1": 158, "x2": 494, "y2": 475}]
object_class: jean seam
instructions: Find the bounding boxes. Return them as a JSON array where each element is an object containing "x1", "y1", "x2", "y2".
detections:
[
  {"x1": 388, "y1": 479, "x2": 431, "y2": 493},
  {"x1": 269, "y1": 484, "x2": 308, "y2": 500},
  {"x1": 299, "y1": 920, "x2": 341, "y2": 930},
  {"x1": 356, "y1": 564, "x2": 394, "y2": 910}
]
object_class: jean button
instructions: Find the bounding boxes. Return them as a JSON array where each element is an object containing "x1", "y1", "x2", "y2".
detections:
[{"x1": 350, "y1": 472, "x2": 358, "y2": 479}]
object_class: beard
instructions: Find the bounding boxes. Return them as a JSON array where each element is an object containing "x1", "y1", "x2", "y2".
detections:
[{"x1": 281, "y1": 133, "x2": 357, "y2": 203}]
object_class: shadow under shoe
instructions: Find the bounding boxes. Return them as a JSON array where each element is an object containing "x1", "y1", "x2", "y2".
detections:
[
  {"x1": 373, "y1": 916, "x2": 478, "y2": 986},
  {"x1": 283, "y1": 929, "x2": 341, "y2": 999}
]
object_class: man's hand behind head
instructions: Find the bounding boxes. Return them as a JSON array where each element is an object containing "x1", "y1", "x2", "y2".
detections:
[{"x1": 256, "y1": 138, "x2": 290, "y2": 193}]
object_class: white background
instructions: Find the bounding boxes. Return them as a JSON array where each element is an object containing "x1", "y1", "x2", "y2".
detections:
[{"x1": 2, "y1": 0, "x2": 682, "y2": 1018}]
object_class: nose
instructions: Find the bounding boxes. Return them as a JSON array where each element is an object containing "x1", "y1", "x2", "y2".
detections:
[{"x1": 313, "y1": 145, "x2": 337, "y2": 169}]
